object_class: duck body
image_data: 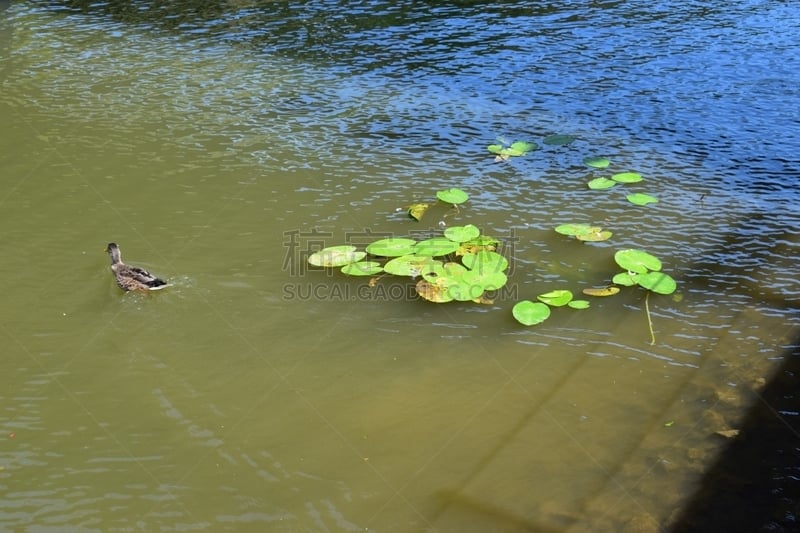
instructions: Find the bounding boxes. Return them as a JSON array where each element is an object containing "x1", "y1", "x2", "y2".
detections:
[{"x1": 105, "y1": 242, "x2": 168, "y2": 291}]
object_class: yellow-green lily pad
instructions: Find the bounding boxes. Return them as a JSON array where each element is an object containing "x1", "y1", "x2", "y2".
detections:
[{"x1": 308, "y1": 246, "x2": 365, "y2": 267}]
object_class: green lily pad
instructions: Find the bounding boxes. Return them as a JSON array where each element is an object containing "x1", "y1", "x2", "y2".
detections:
[
  {"x1": 308, "y1": 246, "x2": 365, "y2": 267},
  {"x1": 636, "y1": 272, "x2": 677, "y2": 295},
  {"x1": 584, "y1": 156, "x2": 610, "y2": 169},
  {"x1": 384, "y1": 255, "x2": 441, "y2": 277},
  {"x1": 436, "y1": 188, "x2": 469, "y2": 205},
  {"x1": 554, "y1": 223, "x2": 593, "y2": 236},
  {"x1": 462, "y1": 269, "x2": 508, "y2": 291},
  {"x1": 341, "y1": 261, "x2": 383, "y2": 276},
  {"x1": 575, "y1": 228, "x2": 613, "y2": 242},
  {"x1": 615, "y1": 249, "x2": 662, "y2": 274},
  {"x1": 458, "y1": 235, "x2": 499, "y2": 255},
  {"x1": 414, "y1": 237, "x2": 460, "y2": 257},
  {"x1": 444, "y1": 224, "x2": 481, "y2": 243},
  {"x1": 537, "y1": 289, "x2": 573, "y2": 307},
  {"x1": 568, "y1": 299, "x2": 590, "y2": 309},
  {"x1": 512, "y1": 300, "x2": 551, "y2": 326},
  {"x1": 366, "y1": 237, "x2": 417, "y2": 257},
  {"x1": 508, "y1": 141, "x2": 537, "y2": 154},
  {"x1": 612, "y1": 172, "x2": 643, "y2": 183},
  {"x1": 588, "y1": 177, "x2": 617, "y2": 190},
  {"x1": 627, "y1": 193, "x2": 658, "y2": 206},
  {"x1": 542, "y1": 134, "x2": 577, "y2": 146},
  {"x1": 487, "y1": 144, "x2": 504, "y2": 155},
  {"x1": 448, "y1": 281, "x2": 484, "y2": 302},
  {"x1": 461, "y1": 250, "x2": 509, "y2": 274},
  {"x1": 612, "y1": 271, "x2": 638, "y2": 286}
]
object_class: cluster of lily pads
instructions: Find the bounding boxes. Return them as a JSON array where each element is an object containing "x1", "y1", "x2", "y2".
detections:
[
  {"x1": 303, "y1": 133, "x2": 677, "y2": 343},
  {"x1": 584, "y1": 162, "x2": 658, "y2": 206},
  {"x1": 487, "y1": 134, "x2": 577, "y2": 161},
  {"x1": 308, "y1": 188, "x2": 511, "y2": 304},
  {"x1": 512, "y1": 247, "x2": 677, "y2": 343}
]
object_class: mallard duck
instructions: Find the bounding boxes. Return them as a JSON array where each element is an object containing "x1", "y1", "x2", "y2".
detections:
[{"x1": 105, "y1": 242, "x2": 168, "y2": 291}]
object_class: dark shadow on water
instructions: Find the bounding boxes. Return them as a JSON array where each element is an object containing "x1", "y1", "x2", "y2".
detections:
[{"x1": 670, "y1": 338, "x2": 800, "y2": 532}]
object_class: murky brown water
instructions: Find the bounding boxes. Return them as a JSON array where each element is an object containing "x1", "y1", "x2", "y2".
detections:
[{"x1": 1, "y1": 2, "x2": 798, "y2": 531}]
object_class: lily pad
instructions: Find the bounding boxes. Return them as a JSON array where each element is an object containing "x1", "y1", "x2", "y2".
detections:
[
  {"x1": 568, "y1": 299, "x2": 590, "y2": 309},
  {"x1": 615, "y1": 249, "x2": 662, "y2": 274},
  {"x1": 489, "y1": 141, "x2": 537, "y2": 157},
  {"x1": 582, "y1": 286, "x2": 621, "y2": 297},
  {"x1": 461, "y1": 250, "x2": 509, "y2": 274},
  {"x1": 588, "y1": 177, "x2": 617, "y2": 190},
  {"x1": 416, "y1": 279, "x2": 455, "y2": 303},
  {"x1": 575, "y1": 228, "x2": 613, "y2": 242},
  {"x1": 627, "y1": 193, "x2": 658, "y2": 206},
  {"x1": 612, "y1": 272, "x2": 638, "y2": 286},
  {"x1": 436, "y1": 188, "x2": 469, "y2": 205},
  {"x1": 636, "y1": 272, "x2": 677, "y2": 295},
  {"x1": 366, "y1": 237, "x2": 417, "y2": 257},
  {"x1": 414, "y1": 237, "x2": 460, "y2": 257},
  {"x1": 584, "y1": 156, "x2": 610, "y2": 169},
  {"x1": 543, "y1": 134, "x2": 577, "y2": 146},
  {"x1": 512, "y1": 300, "x2": 551, "y2": 326},
  {"x1": 612, "y1": 172, "x2": 643, "y2": 183},
  {"x1": 308, "y1": 246, "x2": 365, "y2": 267},
  {"x1": 444, "y1": 224, "x2": 481, "y2": 243},
  {"x1": 458, "y1": 235, "x2": 499, "y2": 255},
  {"x1": 554, "y1": 223, "x2": 594, "y2": 236},
  {"x1": 341, "y1": 261, "x2": 383, "y2": 276},
  {"x1": 462, "y1": 269, "x2": 508, "y2": 291},
  {"x1": 537, "y1": 289, "x2": 573, "y2": 307},
  {"x1": 448, "y1": 281, "x2": 484, "y2": 301},
  {"x1": 508, "y1": 141, "x2": 536, "y2": 155},
  {"x1": 384, "y1": 255, "x2": 440, "y2": 277},
  {"x1": 407, "y1": 202, "x2": 431, "y2": 221}
]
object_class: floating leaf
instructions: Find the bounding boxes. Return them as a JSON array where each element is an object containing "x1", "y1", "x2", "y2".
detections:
[
  {"x1": 588, "y1": 177, "x2": 617, "y2": 190},
  {"x1": 384, "y1": 255, "x2": 440, "y2": 277},
  {"x1": 414, "y1": 237, "x2": 460, "y2": 257},
  {"x1": 366, "y1": 238, "x2": 417, "y2": 257},
  {"x1": 462, "y1": 269, "x2": 508, "y2": 291},
  {"x1": 507, "y1": 141, "x2": 536, "y2": 155},
  {"x1": 626, "y1": 193, "x2": 658, "y2": 206},
  {"x1": 407, "y1": 203, "x2": 431, "y2": 221},
  {"x1": 637, "y1": 272, "x2": 677, "y2": 295},
  {"x1": 487, "y1": 144, "x2": 504, "y2": 155},
  {"x1": 341, "y1": 261, "x2": 383, "y2": 276},
  {"x1": 308, "y1": 246, "x2": 365, "y2": 267},
  {"x1": 575, "y1": 228, "x2": 613, "y2": 242},
  {"x1": 448, "y1": 281, "x2": 484, "y2": 301},
  {"x1": 436, "y1": 188, "x2": 469, "y2": 205},
  {"x1": 512, "y1": 300, "x2": 551, "y2": 326},
  {"x1": 537, "y1": 289, "x2": 573, "y2": 307},
  {"x1": 444, "y1": 224, "x2": 481, "y2": 243},
  {"x1": 568, "y1": 299, "x2": 590, "y2": 309},
  {"x1": 612, "y1": 272, "x2": 638, "y2": 286},
  {"x1": 543, "y1": 134, "x2": 577, "y2": 146},
  {"x1": 461, "y1": 250, "x2": 509, "y2": 274},
  {"x1": 416, "y1": 279, "x2": 455, "y2": 303},
  {"x1": 554, "y1": 223, "x2": 593, "y2": 236},
  {"x1": 612, "y1": 172, "x2": 643, "y2": 183},
  {"x1": 615, "y1": 249, "x2": 662, "y2": 274},
  {"x1": 458, "y1": 235, "x2": 499, "y2": 255},
  {"x1": 555, "y1": 223, "x2": 611, "y2": 242},
  {"x1": 584, "y1": 156, "x2": 610, "y2": 169},
  {"x1": 582, "y1": 286, "x2": 621, "y2": 297}
]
